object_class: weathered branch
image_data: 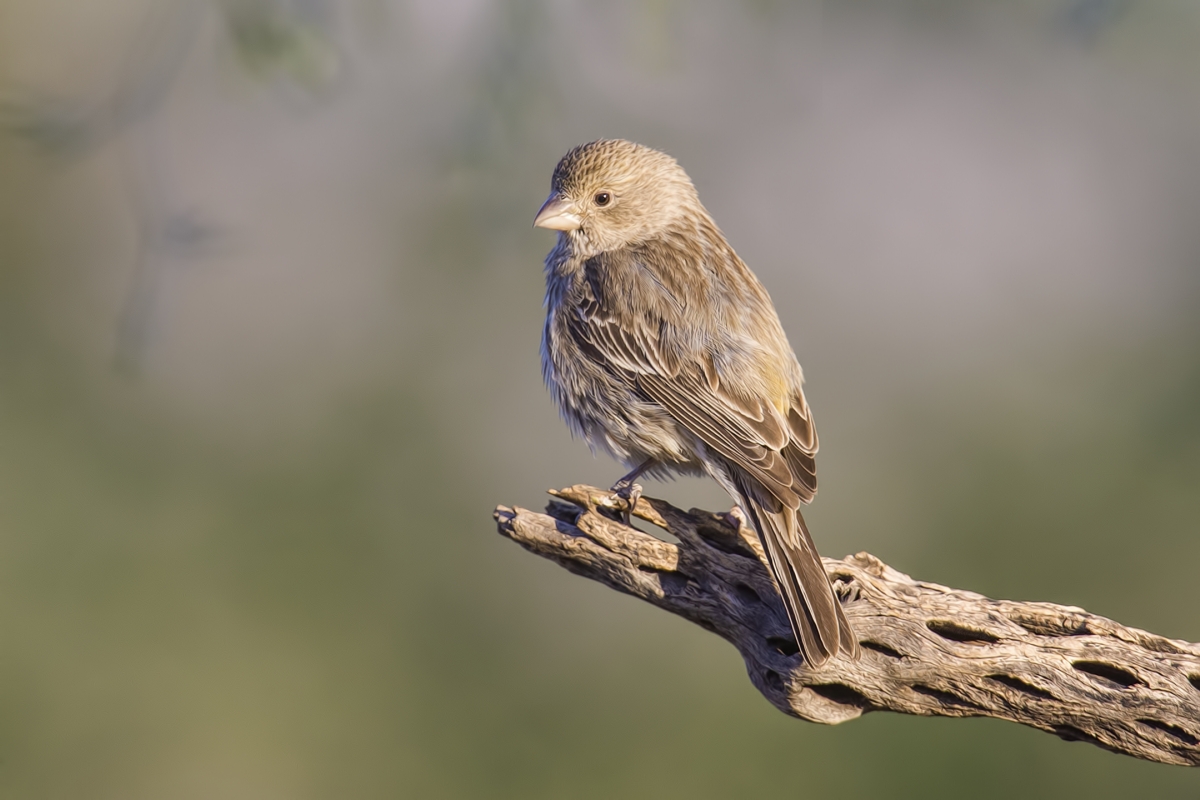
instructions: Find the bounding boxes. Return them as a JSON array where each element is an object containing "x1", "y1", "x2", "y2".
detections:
[{"x1": 494, "y1": 485, "x2": 1200, "y2": 766}]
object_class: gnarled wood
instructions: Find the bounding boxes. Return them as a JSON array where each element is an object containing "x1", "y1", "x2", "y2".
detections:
[{"x1": 494, "y1": 485, "x2": 1200, "y2": 766}]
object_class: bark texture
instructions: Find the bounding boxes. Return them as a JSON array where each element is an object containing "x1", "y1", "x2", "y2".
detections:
[{"x1": 494, "y1": 485, "x2": 1200, "y2": 766}]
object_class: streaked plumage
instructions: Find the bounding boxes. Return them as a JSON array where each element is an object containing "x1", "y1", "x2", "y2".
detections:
[{"x1": 536, "y1": 139, "x2": 857, "y2": 666}]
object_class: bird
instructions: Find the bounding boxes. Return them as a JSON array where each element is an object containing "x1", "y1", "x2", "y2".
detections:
[{"x1": 534, "y1": 139, "x2": 858, "y2": 667}]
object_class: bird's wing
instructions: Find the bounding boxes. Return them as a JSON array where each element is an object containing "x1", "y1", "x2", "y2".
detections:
[
  {"x1": 782, "y1": 398, "x2": 818, "y2": 501},
  {"x1": 566, "y1": 249, "x2": 851, "y2": 662},
  {"x1": 566, "y1": 258, "x2": 814, "y2": 509}
]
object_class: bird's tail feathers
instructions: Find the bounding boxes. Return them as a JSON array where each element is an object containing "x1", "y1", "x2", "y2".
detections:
[{"x1": 733, "y1": 477, "x2": 858, "y2": 667}]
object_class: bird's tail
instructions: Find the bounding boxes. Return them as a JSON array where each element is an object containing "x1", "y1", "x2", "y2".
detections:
[{"x1": 733, "y1": 476, "x2": 858, "y2": 667}]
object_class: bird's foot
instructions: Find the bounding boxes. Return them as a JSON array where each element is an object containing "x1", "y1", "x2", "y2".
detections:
[{"x1": 606, "y1": 478, "x2": 644, "y2": 526}]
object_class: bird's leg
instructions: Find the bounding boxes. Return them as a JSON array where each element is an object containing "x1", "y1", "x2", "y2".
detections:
[{"x1": 608, "y1": 460, "x2": 655, "y2": 526}]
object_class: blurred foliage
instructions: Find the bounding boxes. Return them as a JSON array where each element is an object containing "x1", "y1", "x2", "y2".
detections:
[
  {"x1": 0, "y1": 0, "x2": 1199, "y2": 797},
  {"x1": 220, "y1": 0, "x2": 343, "y2": 90}
]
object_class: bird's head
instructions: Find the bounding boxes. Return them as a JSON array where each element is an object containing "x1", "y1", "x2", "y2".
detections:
[{"x1": 534, "y1": 139, "x2": 701, "y2": 255}]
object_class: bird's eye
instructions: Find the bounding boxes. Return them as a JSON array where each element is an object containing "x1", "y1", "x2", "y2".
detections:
[{"x1": 593, "y1": 192, "x2": 611, "y2": 207}]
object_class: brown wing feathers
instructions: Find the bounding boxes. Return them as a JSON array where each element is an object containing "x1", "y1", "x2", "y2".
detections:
[{"x1": 570, "y1": 289, "x2": 853, "y2": 663}]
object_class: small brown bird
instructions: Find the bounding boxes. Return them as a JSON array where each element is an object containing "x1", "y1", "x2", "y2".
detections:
[{"x1": 535, "y1": 139, "x2": 857, "y2": 666}]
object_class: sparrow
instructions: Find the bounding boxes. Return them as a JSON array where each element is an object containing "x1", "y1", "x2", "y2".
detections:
[{"x1": 535, "y1": 139, "x2": 857, "y2": 666}]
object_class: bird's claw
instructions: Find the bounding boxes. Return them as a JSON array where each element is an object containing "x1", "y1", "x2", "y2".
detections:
[{"x1": 606, "y1": 479, "x2": 643, "y2": 526}]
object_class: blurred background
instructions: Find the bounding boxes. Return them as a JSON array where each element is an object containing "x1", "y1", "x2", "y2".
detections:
[{"x1": 1, "y1": 0, "x2": 1199, "y2": 797}]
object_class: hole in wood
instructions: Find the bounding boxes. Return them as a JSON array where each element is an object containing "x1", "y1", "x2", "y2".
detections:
[
  {"x1": 912, "y1": 684, "x2": 979, "y2": 708},
  {"x1": 767, "y1": 636, "x2": 800, "y2": 657},
  {"x1": 594, "y1": 504, "x2": 625, "y2": 523},
  {"x1": 1054, "y1": 724, "x2": 1102, "y2": 745},
  {"x1": 861, "y1": 641, "x2": 903, "y2": 659},
  {"x1": 1137, "y1": 718, "x2": 1200, "y2": 747},
  {"x1": 987, "y1": 674, "x2": 1055, "y2": 701},
  {"x1": 734, "y1": 583, "x2": 762, "y2": 605},
  {"x1": 810, "y1": 683, "x2": 870, "y2": 707},
  {"x1": 763, "y1": 670, "x2": 784, "y2": 693},
  {"x1": 830, "y1": 573, "x2": 858, "y2": 602},
  {"x1": 927, "y1": 620, "x2": 1000, "y2": 644},
  {"x1": 634, "y1": 518, "x2": 679, "y2": 541},
  {"x1": 1072, "y1": 660, "x2": 1141, "y2": 689},
  {"x1": 1189, "y1": 675, "x2": 1200, "y2": 692}
]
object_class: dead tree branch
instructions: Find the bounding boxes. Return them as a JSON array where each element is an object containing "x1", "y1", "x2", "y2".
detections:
[{"x1": 493, "y1": 485, "x2": 1200, "y2": 766}]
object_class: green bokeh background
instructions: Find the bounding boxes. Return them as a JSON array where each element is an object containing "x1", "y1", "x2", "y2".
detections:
[{"x1": 1, "y1": 1, "x2": 1199, "y2": 797}]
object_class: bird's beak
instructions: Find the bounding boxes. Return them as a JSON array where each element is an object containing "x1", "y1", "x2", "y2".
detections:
[{"x1": 533, "y1": 193, "x2": 582, "y2": 231}]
